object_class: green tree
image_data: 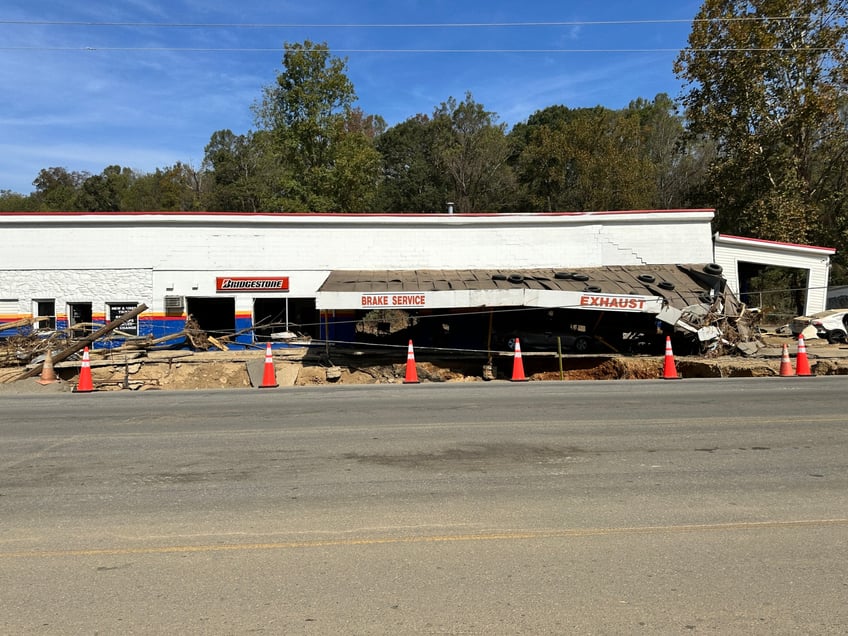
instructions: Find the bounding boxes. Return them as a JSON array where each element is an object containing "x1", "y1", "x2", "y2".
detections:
[
  {"x1": 202, "y1": 130, "x2": 268, "y2": 212},
  {"x1": 625, "y1": 94, "x2": 694, "y2": 209},
  {"x1": 373, "y1": 114, "x2": 451, "y2": 212},
  {"x1": 511, "y1": 105, "x2": 655, "y2": 212},
  {"x1": 78, "y1": 165, "x2": 134, "y2": 211},
  {"x1": 253, "y1": 40, "x2": 382, "y2": 211},
  {"x1": 0, "y1": 190, "x2": 37, "y2": 211},
  {"x1": 153, "y1": 162, "x2": 203, "y2": 211},
  {"x1": 674, "y1": 0, "x2": 848, "y2": 246},
  {"x1": 32, "y1": 167, "x2": 87, "y2": 211},
  {"x1": 431, "y1": 93, "x2": 515, "y2": 213},
  {"x1": 328, "y1": 108, "x2": 386, "y2": 212}
]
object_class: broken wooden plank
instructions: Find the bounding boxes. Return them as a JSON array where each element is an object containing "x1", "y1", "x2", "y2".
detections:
[
  {"x1": 208, "y1": 336, "x2": 230, "y2": 351},
  {"x1": 0, "y1": 316, "x2": 50, "y2": 332},
  {"x1": 12, "y1": 304, "x2": 149, "y2": 381}
]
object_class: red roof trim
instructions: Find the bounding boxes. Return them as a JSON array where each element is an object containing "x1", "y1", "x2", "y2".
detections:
[
  {"x1": 716, "y1": 233, "x2": 835, "y2": 254},
  {"x1": 0, "y1": 209, "x2": 715, "y2": 218}
]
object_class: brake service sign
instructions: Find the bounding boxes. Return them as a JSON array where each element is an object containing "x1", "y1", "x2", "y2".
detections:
[
  {"x1": 216, "y1": 276, "x2": 289, "y2": 292},
  {"x1": 360, "y1": 293, "x2": 428, "y2": 308}
]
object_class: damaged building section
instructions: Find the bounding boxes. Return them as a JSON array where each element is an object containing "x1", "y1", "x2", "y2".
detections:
[{"x1": 318, "y1": 263, "x2": 763, "y2": 356}]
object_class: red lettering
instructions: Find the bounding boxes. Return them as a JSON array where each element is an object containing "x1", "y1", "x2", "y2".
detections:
[
  {"x1": 391, "y1": 295, "x2": 426, "y2": 306},
  {"x1": 361, "y1": 295, "x2": 388, "y2": 306},
  {"x1": 579, "y1": 295, "x2": 647, "y2": 311}
]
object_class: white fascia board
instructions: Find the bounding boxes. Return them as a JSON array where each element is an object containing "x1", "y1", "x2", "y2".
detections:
[
  {"x1": 316, "y1": 289, "x2": 521, "y2": 310},
  {"x1": 317, "y1": 289, "x2": 664, "y2": 313},
  {"x1": 714, "y1": 233, "x2": 835, "y2": 257},
  {"x1": 0, "y1": 210, "x2": 715, "y2": 230},
  {"x1": 524, "y1": 290, "x2": 664, "y2": 313}
]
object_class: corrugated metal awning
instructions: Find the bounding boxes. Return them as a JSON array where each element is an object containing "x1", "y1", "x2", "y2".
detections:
[{"x1": 316, "y1": 264, "x2": 721, "y2": 315}]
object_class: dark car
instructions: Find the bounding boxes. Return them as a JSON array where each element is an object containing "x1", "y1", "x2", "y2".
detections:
[{"x1": 499, "y1": 329, "x2": 594, "y2": 353}]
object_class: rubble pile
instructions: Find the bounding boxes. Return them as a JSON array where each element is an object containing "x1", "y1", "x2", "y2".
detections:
[
  {"x1": 0, "y1": 305, "x2": 152, "y2": 383},
  {"x1": 674, "y1": 289, "x2": 764, "y2": 357}
]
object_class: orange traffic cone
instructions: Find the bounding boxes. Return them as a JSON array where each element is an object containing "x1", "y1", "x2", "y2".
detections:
[
  {"x1": 779, "y1": 343, "x2": 794, "y2": 377},
  {"x1": 74, "y1": 346, "x2": 94, "y2": 393},
  {"x1": 258, "y1": 343, "x2": 278, "y2": 388},
  {"x1": 511, "y1": 338, "x2": 528, "y2": 382},
  {"x1": 795, "y1": 335, "x2": 812, "y2": 377},
  {"x1": 662, "y1": 336, "x2": 679, "y2": 379},
  {"x1": 403, "y1": 340, "x2": 420, "y2": 384},
  {"x1": 37, "y1": 348, "x2": 59, "y2": 385}
]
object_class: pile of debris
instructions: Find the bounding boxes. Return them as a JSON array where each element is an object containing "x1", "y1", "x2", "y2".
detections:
[
  {"x1": 0, "y1": 304, "x2": 321, "y2": 388},
  {"x1": 672, "y1": 281, "x2": 764, "y2": 357},
  {"x1": 1, "y1": 305, "x2": 154, "y2": 383}
]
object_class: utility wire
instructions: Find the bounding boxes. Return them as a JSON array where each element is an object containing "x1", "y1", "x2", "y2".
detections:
[
  {"x1": 0, "y1": 46, "x2": 838, "y2": 53},
  {"x1": 0, "y1": 17, "x2": 811, "y2": 28},
  {"x1": 2, "y1": 16, "x2": 836, "y2": 53}
]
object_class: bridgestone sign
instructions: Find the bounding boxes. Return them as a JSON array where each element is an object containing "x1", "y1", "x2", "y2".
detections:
[{"x1": 216, "y1": 277, "x2": 289, "y2": 292}]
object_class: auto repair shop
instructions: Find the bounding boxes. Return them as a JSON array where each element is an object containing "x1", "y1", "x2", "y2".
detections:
[{"x1": 0, "y1": 210, "x2": 835, "y2": 352}]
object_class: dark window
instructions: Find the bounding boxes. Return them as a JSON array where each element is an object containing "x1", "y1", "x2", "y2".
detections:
[
  {"x1": 68, "y1": 302, "x2": 93, "y2": 335},
  {"x1": 36, "y1": 299, "x2": 56, "y2": 330}
]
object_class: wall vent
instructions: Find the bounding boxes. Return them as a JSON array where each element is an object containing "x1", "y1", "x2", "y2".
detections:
[{"x1": 164, "y1": 295, "x2": 184, "y2": 313}]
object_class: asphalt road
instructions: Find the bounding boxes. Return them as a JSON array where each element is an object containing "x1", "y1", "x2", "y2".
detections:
[{"x1": 1, "y1": 378, "x2": 846, "y2": 634}]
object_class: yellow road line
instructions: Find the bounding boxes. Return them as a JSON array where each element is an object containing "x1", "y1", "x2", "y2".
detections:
[{"x1": 2, "y1": 518, "x2": 847, "y2": 559}]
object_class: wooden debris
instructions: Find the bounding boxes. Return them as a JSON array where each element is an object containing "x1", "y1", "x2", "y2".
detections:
[
  {"x1": 208, "y1": 336, "x2": 230, "y2": 351},
  {"x1": 12, "y1": 304, "x2": 149, "y2": 381},
  {"x1": 0, "y1": 316, "x2": 50, "y2": 332}
]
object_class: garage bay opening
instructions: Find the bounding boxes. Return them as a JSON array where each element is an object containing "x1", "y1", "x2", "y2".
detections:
[
  {"x1": 253, "y1": 298, "x2": 319, "y2": 343},
  {"x1": 185, "y1": 297, "x2": 235, "y2": 339}
]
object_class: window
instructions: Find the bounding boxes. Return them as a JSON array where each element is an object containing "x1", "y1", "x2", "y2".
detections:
[
  {"x1": 34, "y1": 299, "x2": 56, "y2": 330},
  {"x1": 68, "y1": 302, "x2": 93, "y2": 335}
]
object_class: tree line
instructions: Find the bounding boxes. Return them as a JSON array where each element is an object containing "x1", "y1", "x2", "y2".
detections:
[
  {"x1": 2, "y1": 1, "x2": 847, "y2": 278},
  {"x1": 0, "y1": 79, "x2": 694, "y2": 216}
]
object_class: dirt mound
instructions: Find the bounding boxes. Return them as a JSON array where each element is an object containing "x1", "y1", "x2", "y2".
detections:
[
  {"x1": 294, "y1": 361, "x2": 483, "y2": 385},
  {"x1": 4, "y1": 335, "x2": 848, "y2": 393},
  {"x1": 532, "y1": 357, "x2": 660, "y2": 381}
]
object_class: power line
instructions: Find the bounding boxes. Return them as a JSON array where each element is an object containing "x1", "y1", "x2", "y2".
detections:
[
  {"x1": 0, "y1": 17, "x2": 809, "y2": 29},
  {"x1": 0, "y1": 46, "x2": 838, "y2": 53},
  {"x1": 2, "y1": 16, "x2": 836, "y2": 54}
]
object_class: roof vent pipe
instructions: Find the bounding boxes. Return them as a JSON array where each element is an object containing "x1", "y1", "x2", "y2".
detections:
[{"x1": 447, "y1": 202, "x2": 455, "y2": 215}]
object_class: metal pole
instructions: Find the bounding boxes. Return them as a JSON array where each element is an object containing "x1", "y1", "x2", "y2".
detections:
[
  {"x1": 487, "y1": 310, "x2": 494, "y2": 365},
  {"x1": 557, "y1": 336, "x2": 564, "y2": 381}
]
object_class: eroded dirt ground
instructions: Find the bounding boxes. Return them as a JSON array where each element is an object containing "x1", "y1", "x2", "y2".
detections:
[{"x1": 3, "y1": 332, "x2": 848, "y2": 394}]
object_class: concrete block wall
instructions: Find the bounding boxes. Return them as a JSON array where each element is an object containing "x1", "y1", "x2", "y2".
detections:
[{"x1": 0, "y1": 269, "x2": 152, "y2": 318}]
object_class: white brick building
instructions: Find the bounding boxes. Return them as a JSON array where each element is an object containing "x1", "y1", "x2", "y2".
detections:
[{"x1": 0, "y1": 210, "x2": 834, "y2": 348}]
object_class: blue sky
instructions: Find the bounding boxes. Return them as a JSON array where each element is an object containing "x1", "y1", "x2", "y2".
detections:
[{"x1": 1, "y1": 1, "x2": 702, "y2": 194}]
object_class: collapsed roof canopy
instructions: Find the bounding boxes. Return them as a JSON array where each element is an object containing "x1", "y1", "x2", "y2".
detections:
[{"x1": 316, "y1": 264, "x2": 722, "y2": 317}]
